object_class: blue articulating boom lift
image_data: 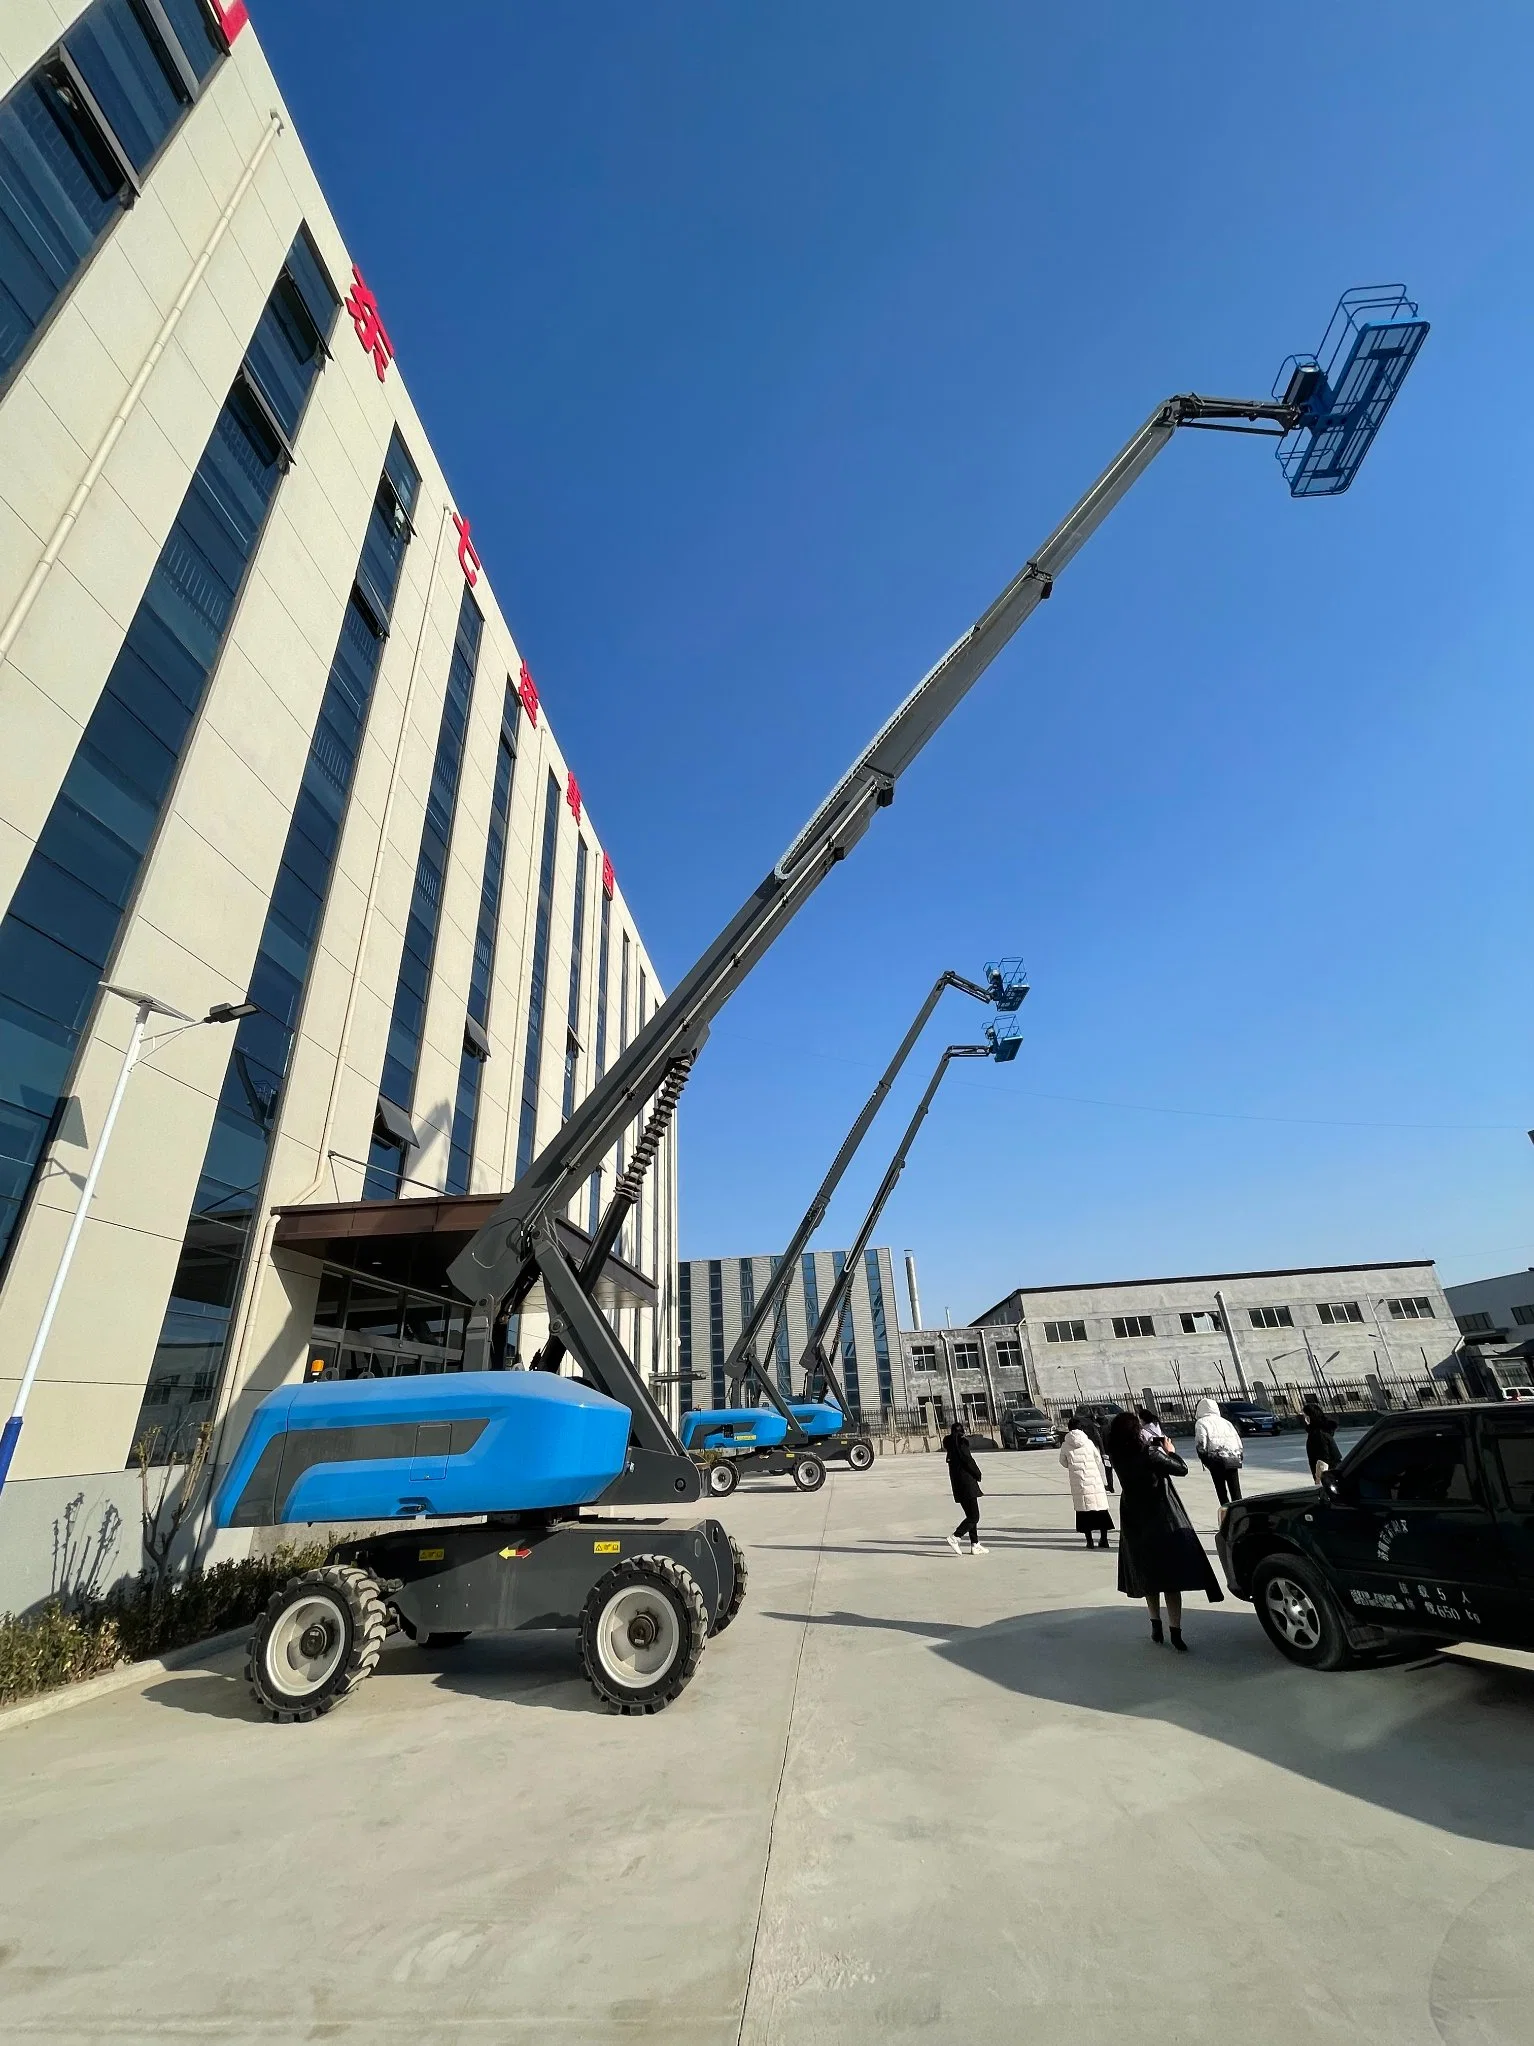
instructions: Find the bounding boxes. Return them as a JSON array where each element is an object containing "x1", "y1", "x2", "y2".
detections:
[
  {"x1": 213, "y1": 287, "x2": 1428, "y2": 1721},
  {"x1": 678, "y1": 958, "x2": 1027, "y2": 1494}
]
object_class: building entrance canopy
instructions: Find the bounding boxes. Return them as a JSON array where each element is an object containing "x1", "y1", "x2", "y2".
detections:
[{"x1": 273, "y1": 1195, "x2": 655, "y2": 1324}]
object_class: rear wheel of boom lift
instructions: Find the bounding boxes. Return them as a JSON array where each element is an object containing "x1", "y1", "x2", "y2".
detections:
[
  {"x1": 247, "y1": 1565, "x2": 387, "y2": 1724},
  {"x1": 580, "y1": 1555, "x2": 709, "y2": 1714},
  {"x1": 710, "y1": 1534, "x2": 749, "y2": 1636},
  {"x1": 792, "y1": 1455, "x2": 826, "y2": 1493},
  {"x1": 847, "y1": 1438, "x2": 875, "y2": 1471},
  {"x1": 706, "y1": 1459, "x2": 739, "y2": 1497}
]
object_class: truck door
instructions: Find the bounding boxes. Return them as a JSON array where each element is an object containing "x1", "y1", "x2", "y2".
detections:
[
  {"x1": 1317, "y1": 1420, "x2": 1514, "y2": 1640},
  {"x1": 1481, "y1": 1414, "x2": 1534, "y2": 1647}
]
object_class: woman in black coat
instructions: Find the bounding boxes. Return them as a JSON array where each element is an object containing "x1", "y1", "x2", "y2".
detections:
[
  {"x1": 944, "y1": 1421, "x2": 987, "y2": 1555},
  {"x1": 1106, "y1": 1412, "x2": 1222, "y2": 1649}
]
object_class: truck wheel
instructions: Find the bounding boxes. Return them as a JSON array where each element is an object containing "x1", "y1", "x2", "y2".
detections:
[
  {"x1": 580, "y1": 1556, "x2": 709, "y2": 1714},
  {"x1": 710, "y1": 1535, "x2": 749, "y2": 1635},
  {"x1": 706, "y1": 1459, "x2": 739, "y2": 1497},
  {"x1": 792, "y1": 1455, "x2": 826, "y2": 1492},
  {"x1": 247, "y1": 1564, "x2": 387, "y2": 1723},
  {"x1": 1252, "y1": 1554, "x2": 1355, "y2": 1672},
  {"x1": 847, "y1": 1438, "x2": 875, "y2": 1471}
]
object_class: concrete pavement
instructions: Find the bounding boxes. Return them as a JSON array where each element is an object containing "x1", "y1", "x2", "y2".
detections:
[{"x1": 1, "y1": 1436, "x2": 1530, "y2": 2045}]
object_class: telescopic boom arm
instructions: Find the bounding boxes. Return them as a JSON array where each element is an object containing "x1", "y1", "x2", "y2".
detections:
[
  {"x1": 712, "y1": 967, "x2": 1013, "y2": 1428},
  {"x1": 795, "y1": 1043, "x2": 997, "y2": 1413},
  {"x1": 443, "y1": 377, "x2": 1363, "y2": 1508}
]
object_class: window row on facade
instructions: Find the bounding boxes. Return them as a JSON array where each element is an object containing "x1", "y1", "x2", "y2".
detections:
[{"x1": 1036, "y1": 1295, "x2": 1435, "y2": 1343}]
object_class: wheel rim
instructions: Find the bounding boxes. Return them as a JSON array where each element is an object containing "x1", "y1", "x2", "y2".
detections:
[
  {"x1": 708, "y1": 1463, "x2": 734, "y2": 1494},
  {"x1": 850, "y1": 1443, "x2": 873, "y2": 1469},
  {"x1": 1264, "y1": 1574, "x2": 1322, "y2": 1651},
  {"x1": 264, "y1": 1594, "x2": 348, "y2": 1697},
  {"x1": 595, "y1": 1584, "x2": 681, "y2": 1689}
]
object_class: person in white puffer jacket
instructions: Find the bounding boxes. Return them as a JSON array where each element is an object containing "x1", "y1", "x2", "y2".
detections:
[
  {"x1": 1059, "y1": 1418, "x2": 1114, "y2": 1550},
  {"x1": 1193, "y1": 1396, "x2": 1244, "y2": 1506}
]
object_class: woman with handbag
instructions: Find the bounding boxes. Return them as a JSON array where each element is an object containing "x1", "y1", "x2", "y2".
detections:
[{"x1": 1107, "y1": 1411, "x2": 1223, "y2": 1650}]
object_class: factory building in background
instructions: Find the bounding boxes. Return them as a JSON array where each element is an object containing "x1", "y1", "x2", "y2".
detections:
[{"x1": 0, "y1": 0, "x2": 675, "y2": 1580}]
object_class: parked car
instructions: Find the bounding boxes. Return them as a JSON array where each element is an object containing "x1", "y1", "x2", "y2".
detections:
[
  {"x1": 1000, "y1": 1405, "x2": 1060, "y2": 1451},
  {"x1": 1216, "y1": 1405, "x2": 1534, "y2": 1670},
  {"x1": 1219, "y1": 1399, "x2": 1281, "y2": 1437}
]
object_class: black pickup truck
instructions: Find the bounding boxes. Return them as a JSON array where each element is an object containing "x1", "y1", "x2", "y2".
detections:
[{"x1": 1216, "y1": 1405, "x2": 1534, "y2": 1670}]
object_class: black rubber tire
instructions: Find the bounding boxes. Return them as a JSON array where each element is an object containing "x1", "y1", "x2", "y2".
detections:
[
  {"x1": 710, "y1": 1535, "x2": 749, "y2": 1636},
  {"x1": 791, "y1": 1455, "x2": 826, "y2": 1492},
  {"x1": 846, "y1": 1439, "x2": 875, "y2": 1471},
  {"x1": 580, "y1": 1555, "x2": 709, "y2": 1715},
  {"x1": 247, "y1": 1564, "x2": 387, "y2": 1724},
  {"x1": 419, "y1": 1630, "x2": 471, "y2": 1650},
  {"x1": 706, "y1": 1459, "x2": 740, "y2": 1497},
  {"x1": 1252, "y1": 1553, "x2": 1356, "y2": 1672}
]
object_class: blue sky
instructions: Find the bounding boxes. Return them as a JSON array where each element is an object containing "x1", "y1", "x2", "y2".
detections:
[{"x1": 255, "y1": 2, "x2": 1532, "y2": 1315}]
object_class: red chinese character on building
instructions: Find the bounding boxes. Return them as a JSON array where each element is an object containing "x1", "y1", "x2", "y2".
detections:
[
  {"x1": 517, "y1": 662, "x2": 539, "y2": 725},
  {"x1": 566, "y1": 771, "x2": 582, "y2": 824},
  {"x1": 210, "y1": 0, "x2": 248, "y2": 41},
  {"x1": 344, "y1": 265, "x2": 393, "y2": 382},
  {"x1": 601, "y1": 852, "x2": 614, "y2": 898},
  {"x1": 451, "y1": 511, "x2": 480, "y2": 588}
]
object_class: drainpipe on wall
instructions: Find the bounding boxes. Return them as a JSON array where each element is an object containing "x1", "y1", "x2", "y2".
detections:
[{"x1": 1214, "y1": 1289, "x2": 1251, "y2": 1397}]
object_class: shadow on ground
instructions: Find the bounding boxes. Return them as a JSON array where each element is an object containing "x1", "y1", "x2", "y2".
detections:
[
  {"x1": 144, "y1": 1633, "x2": 605, "y2": 1720},
  {"x1": 762, "y1": 1601, "x2": 1534, "y2": 1850}
]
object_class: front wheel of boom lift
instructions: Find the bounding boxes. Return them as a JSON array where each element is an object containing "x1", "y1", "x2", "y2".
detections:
[
  {"x1": 580, "y1": 1556, "x2": 709, "y2": 1714},
  {"x1": 247, "y1": 1565, "x2": 388, "y2": 1724},
  {"x1": 710, "y1": 1534, "x2": 749, "y2": 1636},
  {"x1": 706, "y1": 1459, "x2": 739, "y2": 1497},
  {"x1": 792, "y1": 1455, "x2": 826, "y2": 1492},
  {"x1": 846, "y1": 1438, "x2": 875, "y2": 1471}
]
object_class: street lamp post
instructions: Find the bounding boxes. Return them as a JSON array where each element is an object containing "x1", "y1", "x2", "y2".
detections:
[{"x1": 0, "y1": 983, "x2": 256, "y2": 1496}]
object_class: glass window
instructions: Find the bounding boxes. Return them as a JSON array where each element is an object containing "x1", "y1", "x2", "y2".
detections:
[
  {"x1": 514, "y1": 773, "x2": 562, "y2": 1181},
  {"x1": 1112, "y1": 1314, "x2": 1155, "y2": 1339},
  {"x1": 1455, "y1": 1312, "x2": 1494, "y2": 1335},
  {"x1": 1043, "y1": 1319, "x2": 1086, "y2": 1344},
  {"x1": 911, "y1": 1344, "x2": 937, "y2": 1372},
  {"x1": 952, "y1": 1340, "x2": 981, "y2": 1371},
  {"x1": 1512, "y1": 1305, "x2": 1534, "y2": 1328},
  {"x1": 1491, "y1": 1430, "x2": 1534, "y2": 1512},
  {"x1": 1350, "y1": 1427, "x2": 1476, "y2": 1507},
  {"x1": 1180, "y1": 1310, "x2": 1223, "y2": 1334},
  {"x1": 1249, "y1": 1305, "x2": 1294, "y2": 1330},
  {"x1": 153, "y1": 0, "x2": 224, "y2": 80},
  {"x1": 0, "y1": 65, "x2": 126, "y2": 382},
  {"x1": 64, "y1": 0, "x2": 188, "y2": 175},
  {"x1": 1386, "y1": 1296, "x2": 1435, "y2": 1321},
  {"x1": 1317, "y1": 1301, "x2": 1364, "y2": 1325}
]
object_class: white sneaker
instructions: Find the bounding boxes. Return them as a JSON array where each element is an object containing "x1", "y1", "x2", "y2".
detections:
[
  {"x1": 945, "y1": 1534, "x2": 964, "y2": 1556},
  {"x1": 970, "y1": 1543, "x2": 989, "y2": 1555}
]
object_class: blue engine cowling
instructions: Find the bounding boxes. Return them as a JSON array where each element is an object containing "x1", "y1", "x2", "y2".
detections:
[
  {"x1": 678, "y1": 1406, "x2": 790, "y2": 1452},
  {"x1": 212, "y1": 1372, "x2": 631, "y2": 1528},
  {"x1": 788, "y1": 1401, "x2": 846, "y2": 1440}
]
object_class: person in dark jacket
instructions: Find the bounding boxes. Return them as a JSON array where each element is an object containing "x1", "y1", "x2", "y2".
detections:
[
  {"x1": 944, "y1": 1420, "x2": 987, "y2": 1555},
  {"x1": 1304, "y1": 1401, "x2": 1341, "y2": 1480},
  {"x1": 1079, "y1": 1412, "x2": 1114, "y2": 1493},
  {"x1": 1106, "y1": 1411, "x2": 1222, "y2": 1649}
]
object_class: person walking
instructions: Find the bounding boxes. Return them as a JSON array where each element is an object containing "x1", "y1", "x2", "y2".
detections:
[
  {"x1": 1059, "y1": 1416, "x2": 1114, "y2": 1549},
  {"x1": 1304, "y1": 1400, "x2": 1341, "y2": 1481},
  {"x1": 1079, "y1": 1411, "x2": 1114, "y2": 1492},
  {"x1": 1107, "y1": 1411, "x2": 1223, "y2": 1649},
  {"x1": 944, "y1": 1418, "x2": 987, "y2": 1555},
  {"x1": 1193, "y1": 1396, "x2": 1244, "y2": 1506}
]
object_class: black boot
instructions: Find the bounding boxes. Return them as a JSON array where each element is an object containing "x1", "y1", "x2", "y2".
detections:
[
  {"x1": 1083, "y1": 1532, "x2": 1094, "y2": 1549},
  {"x1": 1169, "y1": 1628, "x2": 1188, "y2": 1652},
  {"x1": 1149, "y1": 1616, "x2": 1164, "y2": 1645},
  {"x1": 1098, "y1": 1535, "x2": 1111, "y2": 1549}
]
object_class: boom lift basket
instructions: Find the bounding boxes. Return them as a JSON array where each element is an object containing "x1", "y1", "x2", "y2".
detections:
[
  {"x1": 985, "y1": 959, "x2": 1030, "y2": 1011},
  {"x1": 1273, "y1": 286, "x2": 1429, "y2": 498}
]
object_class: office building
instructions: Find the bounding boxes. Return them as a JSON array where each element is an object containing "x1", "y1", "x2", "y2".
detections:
[
  {"x1": 0, "y1": 0, "x2": 676, "y2": 1558},
  {"x1": 676, "y1": 1249, "x2": 901, "y2": 1417}
]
